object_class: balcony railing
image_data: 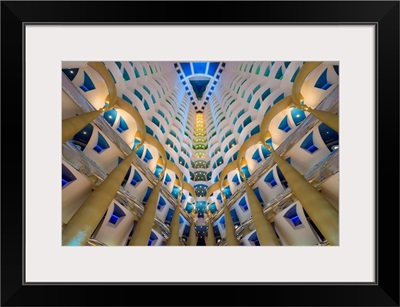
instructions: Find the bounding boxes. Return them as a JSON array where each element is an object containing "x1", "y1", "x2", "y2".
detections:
[
  {"x1": 62, "y1": 74, "x2": 192, "y2": 224},
  {"x1": 210, "y1": 86, "x2": 339, "y2": 223},
  {"x1": 232, "y1": 148, "x2": 339, "y2": 240}
]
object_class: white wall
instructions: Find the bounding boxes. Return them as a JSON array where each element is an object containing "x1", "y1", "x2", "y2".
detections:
[
  {"x1": 149, "y1": 229, "x2": 165, "y2": 246},
  {"x1": 62, "y1": 90, "x2": 83, "y2": 119},
  {"x1": 273, "y1": 202, "x2": 319, "y2": 246},
  {"x1": 230, "y1": 196, "x2": 252, "y2": 225},
  {"x1": 94, "y1": 200, "x2": 136, "y2": 246},
  {"x1": 253, "y1": 165, "x2": 285, "y2": 205},
  {"x1": 123, "y1": 165, "x2": 152, "y2": 203},
  {"x1": 318, "y1": 172, "x2": 339, "y2": 210},
  {"x1": 155, "y1": 197, "x2": 173, "y2": 223},
  {"x1": 81, "y1": 124, "x2": 124, "y2": 174},
  {"x1": 285, "y1": 125, "x2": 332, "y2": 175},
  {"x1": 300, "y1": 62, "x2": 339, "y2": 109},
  {"x1": 179, "y1": 216, "x2": 190, "y2": 238},
  {"x1": 70, "y1": 66, "x2": 109, "y2": 110},
  {"x1": 215, "y1": 215, "x2": 226, "y2": 240},
  {"x1": 62, "y1": 161, "x2": 93, "y2": 224},
  {"x1": 103, "y1": 107, "x2": 138, "y2": 149},
  {"x1": 240, "y1": 230, "x2": 257, "y2": 246}
]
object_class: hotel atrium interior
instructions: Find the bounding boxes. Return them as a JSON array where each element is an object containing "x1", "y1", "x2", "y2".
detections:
[{"x1": 61, "y1": 60, "x2": 339, "y2": 247}]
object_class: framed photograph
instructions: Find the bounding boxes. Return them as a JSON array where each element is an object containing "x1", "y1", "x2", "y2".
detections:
[{"x1": 1, "y1": 1, "x2": 399, "y2": 306}]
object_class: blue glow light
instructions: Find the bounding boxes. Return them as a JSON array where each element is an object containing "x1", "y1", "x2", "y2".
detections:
[
  {"x1": 80, "y1": 71, "x2": 96, "y2": 92},
  {"x1": 193, "y1": 62, "x2": 207, "y2": 74}
]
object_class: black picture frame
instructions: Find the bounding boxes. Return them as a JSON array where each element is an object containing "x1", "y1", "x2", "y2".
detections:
[{"x1": 1, "y1": 1, "x2": 399, "y2": 306}]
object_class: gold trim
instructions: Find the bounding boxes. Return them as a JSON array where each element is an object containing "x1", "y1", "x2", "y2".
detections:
[
  {"x1": 183, "y1": 181, "x2": 196, "y2": 197},
  {"x1": 87, "y1": 62, "x2": 118, "y2": 108},
  {"x1": 219, "y1": 161, "x2": 239, "y2": 191},
  {"x1": 116, "y1": 97, "x2": 147, "y2": 142},
  {"x1": 166, "y1": 160, "x2": 184, "y2": 188},
  {"x1": 62, "y1": 110, "x2": 101, "y2": 144},
  {"x1": 259, "y1": 96, "x2": 293, "y2": 142},
  {"x1": 292, "y1": 62, "x2": 322, "y2": 108},
  {"x1": 145, "y1": 133, "x2": 167, "y2": 170},
  {"x1": 236, "y1": 133, "x2": 261, "y2": 169},
  {"x1": 206, "y1": 182, "x2": 220, "y2": 198}
]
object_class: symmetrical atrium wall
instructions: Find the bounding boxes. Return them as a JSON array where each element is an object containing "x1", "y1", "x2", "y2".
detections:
[{"x1": 61, "y1": 60, "x2": 339, "y2": 247}]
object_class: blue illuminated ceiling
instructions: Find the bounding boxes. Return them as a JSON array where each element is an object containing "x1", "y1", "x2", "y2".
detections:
[
  {"x1": 195, "y1": 201, "x2": 207, "y2": 214},
  {"x1": 194, "y1": 184, "x2": 208, "y2": 197},
  {"x1": 179, "y1": 62, "x2": 220, "y2": 77},
  {"x1": 189, "y1": 79, "x2": 210, "y2": 99},
  {"x1": 175, "y1": 62, "x2": 225, "y2": 110}
]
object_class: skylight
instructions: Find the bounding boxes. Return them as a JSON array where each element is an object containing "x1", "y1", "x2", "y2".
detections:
[{"x1": 175, "y1": 62, "x2": 225, "y2": 110}]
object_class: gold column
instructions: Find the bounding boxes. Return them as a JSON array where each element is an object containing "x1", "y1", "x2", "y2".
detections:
[
  {"x1": 206, "y1": 208, "x2": 216, "y2": 246},
  {"x1": 223, "y1": 201, "x2": 239, "y2": 246},
  {"x1": 218, "y1": 168, "x2": 240, "y2": 246},
  {"x1": 167, "y1": 191, "x2": 182, "y2": 246},
  {"x1": 145, "y1": 134, "x2": 167, "y2": 168},
  {"x1": 183, "y1": 181, "x2": 196, "y2": 198},
  {"x1": 129, "y1": 180, "x2": 162, "y2": 246},
  {"x1": 188, "y1": 215, "x2": 197, "y2": 246},
  {"x1": 62, "y1": 108, "x2": 105, "y2": 144},
  {"x1": 206, "y1": 182, "x2": 220, "y2": 198},
  {"x1": 259, "y1": 96, "x2": 293, "y2": 142},
  {"x1": 243, "y1": 177, "x2": 280, "y2": 246},
  {"x1": 267, "y1": 146, "x2": 339, "y2": 245},
  {"x1": 62, "y1": 150, "x2": 136, "y2": 245},
  {"x1": 291, "y1": 61, "x2": 339, "y2": 133},
  {"x1": 292, "y1": 62, "x2": 323, "y2": 105},
  {"x1": 62, "y1": 62, "x2": 116, "y2": 144},
  {"x1": 87, "y1": 62, "x2": 117, "y2": 107},
  {"x1": 302, "y1": 106, "x2": 339, "y2": 132},
  {"x1": 116, "y1": 97, "x2": 146, "y2": 141}
]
